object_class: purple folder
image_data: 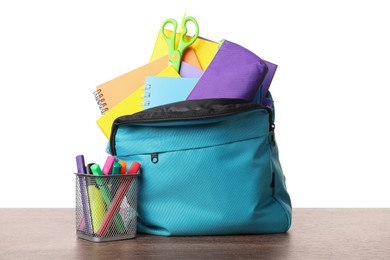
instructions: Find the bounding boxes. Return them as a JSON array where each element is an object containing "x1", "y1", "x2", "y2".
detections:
[
  {"x1": 259, "y1": 60, "x2": 277, "y2": 107},
  {"x1": 187, "y1": 40, "x2": 268, "y2": 101}
]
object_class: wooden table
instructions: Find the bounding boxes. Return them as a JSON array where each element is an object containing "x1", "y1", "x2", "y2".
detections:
[{"x1": 1, "y1": 209, "x2": 389, "y2": 259}]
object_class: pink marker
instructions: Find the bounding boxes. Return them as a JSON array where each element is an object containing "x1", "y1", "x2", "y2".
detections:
[{"x1": 102, "y1": 156, "x2": 116, "y2": 175}]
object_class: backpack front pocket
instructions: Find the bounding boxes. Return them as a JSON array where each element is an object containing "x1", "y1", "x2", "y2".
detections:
[{"x1": 117, "y1": 134, "x2": 279, "y2": 235}]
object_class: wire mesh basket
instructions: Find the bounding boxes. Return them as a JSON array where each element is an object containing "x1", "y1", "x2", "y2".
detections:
[{"x1": 75, "y1": 173, "x2": 138, "y2": 242}]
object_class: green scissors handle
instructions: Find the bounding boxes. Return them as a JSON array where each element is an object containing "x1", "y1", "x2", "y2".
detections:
[{"x1": 161, "y1": 16, "x2": 199, "y2": 72}]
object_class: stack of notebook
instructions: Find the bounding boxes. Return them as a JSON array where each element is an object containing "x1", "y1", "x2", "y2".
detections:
[{"x1": 94, "y1": 28, "x2": 277, "y2": 139}]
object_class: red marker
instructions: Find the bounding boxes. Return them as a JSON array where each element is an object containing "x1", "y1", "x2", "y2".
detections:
[
  {"x1": 96, "y1": 162, "x2": 140, "y2": 237},
  {"x1": 127, "y1": 162, "x2": 141, "y2": 174}
]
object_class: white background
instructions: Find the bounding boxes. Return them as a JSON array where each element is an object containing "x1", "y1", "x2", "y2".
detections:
[{"x1": 0, "y1": 0, "x2": 389, "y2": 207}]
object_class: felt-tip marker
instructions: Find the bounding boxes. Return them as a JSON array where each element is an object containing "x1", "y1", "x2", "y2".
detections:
[
  {"x1": 102, "y1": 156, "x2": 115, "y2": 175},
  {"x1": 90, "y1": 163, "x2": 126, "y2": 234},
  {"x1": 96, "y1": 162, "x2": 140, "y2": 236},
  {"x1": 112, "y1": 162, "x2": 122, "y2": 175},
  {"x1": 118, "y1": 161, "x2": 127, "y2": 174},
  {"x1": 75, "y1": 155, "x2": 93, "y2": 235}
]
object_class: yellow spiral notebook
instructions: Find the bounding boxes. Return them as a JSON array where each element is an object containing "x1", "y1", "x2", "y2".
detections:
[{"x1": 96, "y1": 65, "x2": 180, "y2": 139}]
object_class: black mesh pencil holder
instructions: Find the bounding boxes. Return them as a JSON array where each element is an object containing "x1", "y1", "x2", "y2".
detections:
[{"x1": 75, "y1": 173, "x2": 138, "y2": 242}]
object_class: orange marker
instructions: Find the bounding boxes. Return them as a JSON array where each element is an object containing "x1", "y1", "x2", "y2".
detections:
[{"x1": 118, "y1": 161, "x2": 127, "y2": 174}]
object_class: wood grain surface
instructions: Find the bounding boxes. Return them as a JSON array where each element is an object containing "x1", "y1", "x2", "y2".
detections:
[{"x1": 0, "y1": 208, "x2": 389, "y2": 259}]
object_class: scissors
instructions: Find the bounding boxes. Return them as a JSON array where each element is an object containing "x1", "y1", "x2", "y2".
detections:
[{"x1": 161, "y1": 15, "x2": 199, "y2": 72}]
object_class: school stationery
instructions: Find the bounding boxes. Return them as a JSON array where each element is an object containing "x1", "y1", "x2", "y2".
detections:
[
  {"x1": 94, "y1": 52, "x2": 202, "y2": 115},
  {"x1": 112, "y1": 162, "x2": 122, "y2": 175},
  {"x1": 181, "y1": 47, "x2": 201, "y2": 69},
  {"x1": 96, "y1": 162, "x2": 140, "y2": 237},
  {"x1": 86, "y1": 163, "x2": 95, "y2": 175},
  {"x1": 160, "y1": 16, "x2": 199, "y2": 72},
  {"x1": 109, "y1": 99, "x2": 292, "y2": 236},
  {"x1": 102, "y1": 155, "x2": 115, "y2": 175},
  {"x1": 150, "y1": 29, "x2": 201, "y2": 69},
  {"x1": 110, "y1": 162, "x2": 122, "y2": 198},
  {"x1": 96, "y1": 65, "x2": 180, "y2": 139},
  {"x1": 143, "y1": 77, "x2": 199, "y2": 109},
  {"x1": 260, "y1": 60, "x2": 277, "y2": 107},
  {"x1": 82, "y1": 15, "x2": 291, "y2": 239},
  {"x1": 151, "y1": 29, "x2": 219, "y2": 70},
  {"x1": 83, "y1": 162, "x2": 100, "y2": 232},
  {"x1": 118, "y1": 161, "x2": 127, "y2": 174},
  {"x1": 88, "y1": 185, "x2": 106, "y2": 233},
  {"x1": 94, "y1": 55, "x2": 169, "y2": 114},
  {"x1": 252, "y1": 60, "x2": 278, "y2": 106},
  {"x1": 75, "y1": 156, "x2": 140, "y2": 242},
  {"x1": 180, "y1": 62, "x2": 204, "y2": 78},
  {"x1": 90, "y1": 164, "x2": 126, "y2": 234},
  {"x1": 187, "y1": 40, "x2": 269, "y2": 101},
  {"x1": 75, "y1": 155, "x2": 93, "y2": 235},
  {"x1": 77, "y1": 216, "x2": 86, "y2": 232}
]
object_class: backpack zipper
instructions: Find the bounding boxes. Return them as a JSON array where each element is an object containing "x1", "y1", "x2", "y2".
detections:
[
  {"x1": 151, "y1": 153, "x2": 159, "y2": 164},
  {"x1": 110, "y1": 100, "x2": 274, "y2": 156}
]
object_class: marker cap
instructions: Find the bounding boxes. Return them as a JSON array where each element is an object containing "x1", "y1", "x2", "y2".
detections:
[
  {"x1": 76, "y1": 155, "x2": 86, "y2": 174},
  {"x1": 118, "y1": 161, "x2": 127, "y2": 174},
  {"x1": 127, "y1": 162, "x2": 141, "y2": 175},
  {"x1": 112, "y1": 162, "x2": 122, "y2": 175},
  {"x1": 90, "y1": 164, "x2": 103, "y2": 176},
  {"x1": 102, "y1": 156, "x2": 115, "y2": 175}
]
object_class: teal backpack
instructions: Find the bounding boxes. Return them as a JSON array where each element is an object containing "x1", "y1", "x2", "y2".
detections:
[{"x1": 109, "y1": 98, "x2": 291, "y2": 236}]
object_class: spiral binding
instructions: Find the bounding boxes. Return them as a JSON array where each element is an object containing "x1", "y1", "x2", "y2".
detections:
[
  {"x1": 93, "y1": 89, "x2": 108, "y2": 114},
  {"x1": 140, "y1": 84, "x2": 151, "y2": 107}
]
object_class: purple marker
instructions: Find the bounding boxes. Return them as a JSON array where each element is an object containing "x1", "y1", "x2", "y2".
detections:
[
  {"x1": 76, "y1": 155, "x2": 93, "y2": 235},
  {"x1": 76, "y1": 155, "x2": 87, "y2": 173}
]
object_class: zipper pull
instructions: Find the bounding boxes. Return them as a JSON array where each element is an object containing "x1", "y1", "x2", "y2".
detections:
[
  {"x1": 271, "y1": 123, "x2": 276, "y2": 146},
  {"x1": 151, "y1": 153, "x2": 159, "y2": 164}
]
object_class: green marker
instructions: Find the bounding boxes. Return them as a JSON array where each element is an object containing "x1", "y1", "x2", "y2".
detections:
[
  {"x1": 90, "y1": 164, "x2": 126, "y2": 234},
  {"x1": 110, "y1": 162, "x2": 122, "y2": 198},
  {"x1": 112, "y1": 162, "x2": 122, "y2": 175}
]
